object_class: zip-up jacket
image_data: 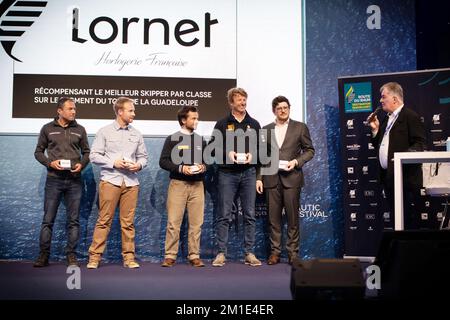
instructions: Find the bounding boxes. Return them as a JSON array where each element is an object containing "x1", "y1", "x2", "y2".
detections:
[{"x1": 34, "y1": 118, "x2": 90, "y2": 178}]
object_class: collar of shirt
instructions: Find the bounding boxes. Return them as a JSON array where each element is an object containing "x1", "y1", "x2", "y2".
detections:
[
  {"x1": 274, "y1": 118, "x2": 290, "y2": 127},
  {"x1": 389, "y1": 104, "x2": 404, "y2": 117},
  {"x1": 113, "y1": 120, "x2": 130, "y2": 131},
  {"x1": 229, "y1": 111, "x2": 248, "y2": 123},
  {"x1": 179, "y1": 128, "x2": 193, "y2": 135}
]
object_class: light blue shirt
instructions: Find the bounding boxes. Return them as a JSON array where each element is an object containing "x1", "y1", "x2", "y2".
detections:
[{"x1": 90, "y1": 121, "x2": 148, "y2": 186}]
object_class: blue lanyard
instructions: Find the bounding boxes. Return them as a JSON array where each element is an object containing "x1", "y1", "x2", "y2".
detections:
[{"x1": 384, "y1": 112, "x2": 399, "y2": 135}]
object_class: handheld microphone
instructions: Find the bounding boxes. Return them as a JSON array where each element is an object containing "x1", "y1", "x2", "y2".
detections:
[{"x1": 364, "y1": 106, "x2": 382, "y2": 126}]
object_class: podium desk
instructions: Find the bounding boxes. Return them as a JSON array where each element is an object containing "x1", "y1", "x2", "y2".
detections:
[{"x1": 394, "y1": 151, "x2": 450, "y2": 230}]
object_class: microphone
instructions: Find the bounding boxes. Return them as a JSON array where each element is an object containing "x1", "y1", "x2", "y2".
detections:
[{"x1": 364, "y1": 106, "x2": 382, "y2": 126}]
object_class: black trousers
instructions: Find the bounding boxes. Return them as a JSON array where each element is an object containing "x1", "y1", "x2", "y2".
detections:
[{"x1": 266, "y1": 175, "x2": 301, "y2": 257}]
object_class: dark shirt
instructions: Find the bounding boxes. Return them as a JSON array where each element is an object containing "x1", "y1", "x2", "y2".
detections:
[
  {"x1": 34, "y1": 118, "x2": 90, "y2": 178},
  {"x1": 211, "y1": 112, "x2": 261, "y2": 172},
  {"x1": 159, "y1": 131, "x2": 206, "y2": 182}
]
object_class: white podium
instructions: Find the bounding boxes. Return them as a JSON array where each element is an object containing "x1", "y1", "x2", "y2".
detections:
[{"x1": 394, "y1": 151, "x2": 450, "y2": 230}]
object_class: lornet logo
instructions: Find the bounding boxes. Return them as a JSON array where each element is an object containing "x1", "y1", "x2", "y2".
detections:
[{"x1": 71, "y1": 8, "x2": 219, "y2": 47}]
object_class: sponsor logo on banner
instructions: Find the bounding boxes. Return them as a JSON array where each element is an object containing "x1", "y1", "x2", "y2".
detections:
[
  {"x1": 437, "y1": 212, "x2": 443, "y2": 220},
  {"x1": 365, "y1": 213, "x2": 376, "y2": 220},
  {"x1": 349, "y1": 189, "x2": 356, "y2": 198},
  {"x1": 368, "y1": 156, "x2": 377, "y2": 160},
  {"x1": 430, "y1": 129, "x2": 443, "y2": 133},
  {"x1": 349, "y1": 203, "x2": 361, "y2": 207},
  {"x1": 369, "y1": 202, "x2": 378, "y2": 207},
  {"x1": 368, "y1": 226, "x2": 374, "y2": 231},
  {"x1": 344, "y1": 82, "x2": 373, "y2": 113},
  {"x1": 432, "y1": 114, "x2": 441, "y2": 125},
  {"x1": 364, "y1": 190, "x2": 375, "y2": 197},
  {"x1": 347, "y1": 167, "x2": 354, "y2": 174},
  {"x1": 348, "y1": 157, "x2": 358, "y2": 161},
  {"x1": 350, "y1": 213, "x2": 357, "y2": 221},
  {"x1": 346, "y1": 134, "x2": 357, "y2": 138},
  {"x1": 425, "y1": 201, "x2": 430, "y2": 207},
  {"x1": 362, "y1": 166, "x2": 369, "y2": 174},
  {"x1": 420, "y1": 188, "x2": 426, "y2": 196},
  {"x1": 369, "y1": 179, "x2": 378, "y2": 183},
  {"x1": 346, "y1": 144, "x2": 361, "y2": 151},
  {"x1": 383, "y1": 212, "x2": 390, "y2": 221},
  {"x1": 433, "y1": 139, "x2": 447, "y2": 147},
  {"x1": 350, "y1": 226, "x2": 357, "y2": 230},
  {"x1": 346, "y1": 119, "x2": 354, "y2": 129},
  {"x1": 368, "y1": 143, "x2": 375, "y2": 150},
  {"x1": 421, "y1": 213, "x2": 428, "y2": 220},
  {"x1": 348, "y1": 179, "x2": 359, "y2": 185}
]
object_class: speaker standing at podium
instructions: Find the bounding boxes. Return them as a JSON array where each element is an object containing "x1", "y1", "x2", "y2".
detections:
[
  {"x1": 367, "y1": 82, "x2": 426, "y2": 228},
  {"x1": 256, "y1": 96, "x2": 315, "y2": 265}
]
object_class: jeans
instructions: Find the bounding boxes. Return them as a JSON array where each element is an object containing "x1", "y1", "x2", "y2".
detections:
[
  {"x1": 39, "y1": 175, "x2": 82, "y2": 255},
  {"x1": 216, "y1": 167, "x2": 256, "y2": 255}
]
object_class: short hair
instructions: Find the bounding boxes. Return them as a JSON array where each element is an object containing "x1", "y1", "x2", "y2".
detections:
[
  {"x1": 57, "y1": 97, "x2": 75, "y2": 109},
  {"x1": 272, "y1": 95, "x2": 291, "y2": 112},
  {"x1": 177, "y1": 106, "x2": 199, "y2": 126},
  {"x1": 113, "y1": 97, "x2": 134, "y2": 115},
  {"x1": 380, "y1": 82, "x2": 404, "y2": 102},
  {"x1": 227, "y1": 87, "x2": 247, "y2": 104}
]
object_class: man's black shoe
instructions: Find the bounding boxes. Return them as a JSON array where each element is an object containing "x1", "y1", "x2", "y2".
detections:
[
  {"x1": 33, "y1": 253, "x2": 49, "y2": 267},
  {"x1": 66, "y1": 253, "x2": 79, "y2": 266}
]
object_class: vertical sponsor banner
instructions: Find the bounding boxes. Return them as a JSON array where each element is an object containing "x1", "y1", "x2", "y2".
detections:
[{"x1": 339, "y1": 68, "x2": 450, "y2": 257}]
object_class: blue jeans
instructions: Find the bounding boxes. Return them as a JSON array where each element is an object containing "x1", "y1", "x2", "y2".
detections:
[
  {"x1": 39, "y1": 175, "x2": 82, "y2": 255},
  {"x1": 216, "y1": 167, "x2": 256, "y2": 255}
]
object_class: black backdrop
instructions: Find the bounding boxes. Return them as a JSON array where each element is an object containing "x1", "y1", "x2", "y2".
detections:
[{"x1": 339, "y1": 68, "x2": 450, "y2": 257}]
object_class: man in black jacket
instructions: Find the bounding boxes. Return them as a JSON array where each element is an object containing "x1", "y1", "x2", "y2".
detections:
[
  {"x1": 367, "y1": 82, "x2": 425, "y2": 228},
  {"x1": 33, "y1": 97, "x2": 90, "y2": 267},
  {"x1": 210, "y1": 87, "x2": 262, "y2": 267},
  {"x1": 159, "y1": 106, "x2": 207, "y2": 267}
]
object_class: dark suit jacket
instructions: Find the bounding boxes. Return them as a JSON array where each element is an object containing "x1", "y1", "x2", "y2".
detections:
[
  {"x1": 257, "y1": 119, "x2": 315, "y2": 188},
  {"x1": 372, "y1": 106, "x2": 426, "y2": 189}
]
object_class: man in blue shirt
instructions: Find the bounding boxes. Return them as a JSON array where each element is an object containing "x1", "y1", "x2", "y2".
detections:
[{"x1": 87, "y1": 97, "x2": 148, "y2": 269}]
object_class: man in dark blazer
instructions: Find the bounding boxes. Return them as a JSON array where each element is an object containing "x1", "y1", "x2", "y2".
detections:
[
  {"x1": 367, "y1": 82, "x2": 425, "y2": 227},
  {"x1": 256, "y1": 96, "x2": 315, "y2": 265}
]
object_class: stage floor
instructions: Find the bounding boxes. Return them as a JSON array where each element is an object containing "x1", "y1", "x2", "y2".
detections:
[{"x1": 0, "y1": 260, "x2": 293, "y2": 300}]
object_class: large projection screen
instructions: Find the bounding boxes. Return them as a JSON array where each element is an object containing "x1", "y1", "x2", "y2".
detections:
[{"x1": 0, "y1": 0, "x2": 303, "y2": 135}]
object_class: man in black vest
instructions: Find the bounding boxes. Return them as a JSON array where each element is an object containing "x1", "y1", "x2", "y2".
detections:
[{"x1": 256, "y1": 96, "x2": 314, "y2": 265}]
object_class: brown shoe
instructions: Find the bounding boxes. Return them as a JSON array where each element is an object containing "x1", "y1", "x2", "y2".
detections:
[
  {"x1": 267, "y1": 254, "x2": 280, "y2": 265},
  {"x1": 161, "y1": 258, "x2": 176, "y2": 267},
  {"x1": 189, "y1": 258, "x2": 205, "y2": 267}
]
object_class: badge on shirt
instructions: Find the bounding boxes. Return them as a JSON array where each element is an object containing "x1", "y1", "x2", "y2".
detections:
[
  {"x1": 227, "y1": 124, "x2": 235, "y2": 131},
  {"x1": 177, "y1": 145, "x2": 190, "y2": 150}
]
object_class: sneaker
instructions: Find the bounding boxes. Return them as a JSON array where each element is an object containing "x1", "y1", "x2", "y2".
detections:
[
  {"x1": 66, "y1": 253, "x2": 79, "y2": 267},
  {"x1": 212, "y1": 253, "x2": 226, "y2": 267},
  {"x1": 86, "y1": 260, "x2": 99, "y2": 269},
  {"x1": 245, "y1": 253, "x2": 262, "y2": 266},
  {"x1": 33, "y1": 253, "x2": 49, "y2": 268},
  {"x1": 123, "y1": 260, "x2": 140, "y2": 269}
]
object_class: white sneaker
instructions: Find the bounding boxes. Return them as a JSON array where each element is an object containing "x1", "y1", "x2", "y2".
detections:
[
  {"x1": 245, "y1": 253, "x2": 262, "y2": 266},
  {"x1": 212, "y1": 253, "x2": 226, "y2": 267}
]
